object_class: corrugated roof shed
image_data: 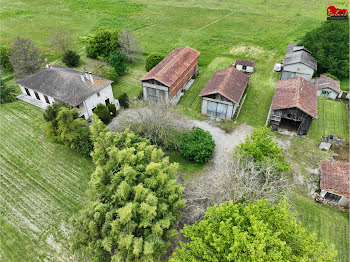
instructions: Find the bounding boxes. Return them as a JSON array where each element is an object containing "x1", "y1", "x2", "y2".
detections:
[{"x1": 320, "y1": 161, "x2": 350, "y2": 198}]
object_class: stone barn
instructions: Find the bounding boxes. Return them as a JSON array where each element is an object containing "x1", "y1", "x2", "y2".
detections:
[
  {"x1": 199, "y1": 67, "x2": 249, "y2": 120},
  {"x1": 268, "y1": 77, "x2": 317, "y2": 135},
  {"x1": 16, "y1": 65, "x2": 115, "y2": 120},
  {"x1": 281, "y1": 43, "x2": 317, "y2": 81},
  {"x1": 320, "y1": 161, "x2": 349, "y2": 207},
  {"x1": 140, "y1": 46, "x2": 200, "y2": 104},
  {"x1": 234, "y1": 59, "x2": 256, "y2": 74},
  {"x1": 314, "y1": 74, "x2": 341, "y2": 99}
]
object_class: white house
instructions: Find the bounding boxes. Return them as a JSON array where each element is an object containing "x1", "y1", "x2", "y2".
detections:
[
  {"x1": 320, "y1": 161, "x2": 349, "y2": 207},
  {"x1": 199, "y1": 67, "x2": 250, "y2": 120},
  {"x1": 281, "y1": 43, "x2": 317, "y2": 81},
  {"x1": 314, "y1": 74, "x2": 341, "y2": 99},
  {"x1": 234, "y1": 59, "x2": 256, "y2": 74},
  {"x1": 16, "y1": 65, "x2": 117, "y2": 120}
]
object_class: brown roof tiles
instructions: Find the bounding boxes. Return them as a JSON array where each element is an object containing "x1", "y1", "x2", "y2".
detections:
[
  {"x1": 271, "y1": 77, "x2": 318, "y2": 119},
  {"x1": 314, "y1": 74, "x2": 341, "y2": 93},
  {"x1": 236, "y1": 59, "x2": 256, "y2": 68},
  {"x1": 320, "y1": 161, "x2": 350, "y2": 198}
]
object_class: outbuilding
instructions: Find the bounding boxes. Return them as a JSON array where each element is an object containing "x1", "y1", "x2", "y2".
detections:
[
  {"x1": 234, "y1": 59, "x2": 256, "y2": 74},
  {"x1": 281, "y1": 43, "x2": 317, "y2": 81},
  {"x1": 140, "y1": 46, "x2": 200, "y2": 104},
  {"x1": 268, "y1": 77, "x2": 317, "y2": 135},
  {"x1": 199, "y1": 67, "x2": 249, "y2": 120},
  {"x1": 314, "y1": 74, "x2": 341, "y2": 99},
  {"x1": 16, "y1": 65, "x2": 115, "y2": 120},
  {"x1": 320, "y1": 161, "x2": 349, "y2": 207}
]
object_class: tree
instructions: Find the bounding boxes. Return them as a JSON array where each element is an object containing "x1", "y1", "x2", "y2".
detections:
[
  {"x1": 145, "y1": 53, "x2": 164, "y2": 72},
  {"x1": 118, "y1": 28, "x2": 143, "y2": 62},
  {"x1": 179, "y1": 127, "x2": 215, "y2": 163},
  {"x1": 93, "y1": 103, "x2": 111, "y2": 124},
  {"x1": 9, "y1": 37, "x2": 45, "y2": 78},
  {"x1": 170, "y1": 200, "x2": 336, "y2": 262},
  {"x1": 62, "y1": 50, "x2": 80, "y2": 67},
  {"x1": 50, "y1": 29, "x2": 74, "y2": 54},
  {"x1": 73, "y1": 127, "x2": 93, "y2": 157},
  {"x1": 86, "y1": 27, "x2": 119, "y2": 59},
  {"x1": 0, "y1": 45, "x2": 13, "y2": 72},
  {"x1": 43, "y1": 101, "x2": 69, "y2": 141},
  {"x1": 107, "y1": 103, "x2": 117, "y2": 117},
  {"x1": 72, "y1": 115, "x2": 185, "y2": 261},
  {"x1": 93, "y1": 63, "x2": 119, "y2": 82},
  {"x1": 300, "y1": 20, "x2": 349, "y2": 79},
  {"x1": 109, "y1": 50, "x2": 127, "y2": 75},
  {"x1": 118, "y1": 92, "x2": 129, "y2": 109},
  {"x1": 0, "y1": 81, "x2": 16, "y2": 104},
  {"x1": 235, "y1": 126, "x2": 290, "y2": 175}
]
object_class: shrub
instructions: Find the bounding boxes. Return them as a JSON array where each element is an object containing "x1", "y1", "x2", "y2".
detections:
[
  {"x1": 93, "y1": 63, "x2": 119, "y2": 82},
  {"x1": 118, "y1": 28, "x2": 143, "y2": 62},
  {"x1": 43, "y1": 101, "x2": 69, "y2": 122},
  {"x1": 145, "y1": 53, "x2": 164, "y2": 72},
  {"x1": 0, "y1": 45, "x2": 13, "y2": 72},
  {"x1": 62, "y1": 50, "x2": 80, "y2": 67},
  {"x1": 179, "y1": 127, "x2": 215, "y2": 163},
  {"x1": 93, "y1": 103, "x2": 111, "y2": 124},
  {"x1": 118, "y1": 93, "x2": 129, "y2": 109},
  {"x1": 107, "y1": 103, "x2": 117, "y2": 117},
  {"x1": 73, "y1": 127, "x2": 93, "y2": 157},
  {"x1": 86, "y1": 27, "x2": 119, "y2": 59},
  {"x1": 0, "y1": 81, "x2": 16, "y2": 104},
  {"x1": 109, "y1": 50, "x2": 127, "y2": 75}
]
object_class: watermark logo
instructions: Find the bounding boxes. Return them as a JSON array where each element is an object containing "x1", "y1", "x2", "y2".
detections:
[{"x1": 327, "y1": 6, "x2": 348, "y2": 20}]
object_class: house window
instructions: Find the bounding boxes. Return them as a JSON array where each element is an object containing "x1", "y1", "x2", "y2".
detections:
[
  {"x1": 44, "y1": 95, "x2": 50, "y2": 104},
  {"x1": 34, "y1": 91, "x2": 40, "y2": 100},
  {"x1": 97, "y1": 92, "x2": 100, "y2": 97},
  {"x1": 207, "y1": 101, "x2": 227, "y2": 119},
  {"x1": 105, "y1": 98, "x2": 110, "y2": 105},
  {"x1": 324, "y1": 192, "x2": 342, "y2": 203},
  {"x1": 242, "y1": 65, "x2": 247, "y2": 70},
  {"x1": 24, "y1": 88, "x2": 31, "y2": 96},
  {"x1": 76, "y1": 104, "x2": 80, "y2": 109},
  {"x1": 322, "y1": 90, "x2": 331, "y2": 95},
  {"x1": 92, "y1": 107, "x2": 96, "y2": 112}
]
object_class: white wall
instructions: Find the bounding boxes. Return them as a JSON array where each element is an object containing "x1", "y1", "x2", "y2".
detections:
[
  {"x1": 320, "y1": 189, "x2": 349, "y2": 207},
  {"x1": 282, "y1": 63, "x2": 314, "y2": 81},
  {"x1": 236, "y1": 64, "x2": 254, "y2": 73},
  {"x1": 317, "y1": 88, "x2": 339, "y2": 99},
  {"x1": 19, "y1": 84, "x2": 55, "y2": 105},
  {"x1": 201, "y1": 97, "x2": 235, "y2": 120},
  {"x1": 142, "y1": 82, "x2": 169, "y2": 103},
  {"x1": 82, "y1": 84, "x2": 114, "y2": 119}
]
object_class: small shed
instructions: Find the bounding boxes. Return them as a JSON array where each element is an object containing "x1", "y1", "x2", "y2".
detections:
[
  {"x1": 314, "y1": 74, "x2": 341, "y2": 99},
  {"x1": 199, "y1": 67, "x2": 249, "y2": 120},
  {"x1": 268, "y1": 77, "x2": 317, "y2": 135},
  {"x1": 234, "y1": 59, "x2": 256, "y2": 74},
  {"x1": 320, "y1": 161, "x2": 350, "y2": 207}
]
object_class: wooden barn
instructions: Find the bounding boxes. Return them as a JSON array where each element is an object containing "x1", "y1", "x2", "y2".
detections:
[
  {"x1": 314, "y1": 74, "x2": 341, "y2": 99},
  {"x1": 268, "y1": 77, "x2": 317, "y2": 135},
  {"x1": 234, "y1": 59, "x2": 256, "y2": 74},
  {"x1": 199, "y1": 67, "x2": 249, "y2": 120},
  {"x1": 140, "y1": 46, "x2": 200, "y2": 104}
]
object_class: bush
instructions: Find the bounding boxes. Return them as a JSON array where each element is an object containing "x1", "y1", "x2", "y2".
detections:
[
  {"x1": 179, "y1": 127, "x2": 215, "y2": 163},
  {"x1": 93, "y1": 63, "x2": 119, "y2": 82},
  {"x1": 62, "y1": 50, "x2": 80, "y2": 67},
  {"x1": 145, "y1": 53, "x2": 164, "y2": 72},
  {"x1": 93, "y1": 103, "x2": 111, "y2": 124},
  {"x1": 107, "y1": 103, "x2": 117, "y2": 117},
  {"x1": 0, "y1": 81, "x2": 16, "y2": 104},
  {"x1": 43, "y1": 101, "x2": 69, "y2": 122},
  {"x1": 118, "y1": 93, "x2": 129, "y2": 109},
  {"x1": 0, "y1": 45, "x2": 13, "y2": 72},
  {"x1": 86, "y1": 27, "x2": 119, "y2": 59},
  {"x1": 73, "y1": 127, "x2": 93, "y2": 157},
  {"x1": 109, "y1": 50, "x2": 127, "y2": 75}
]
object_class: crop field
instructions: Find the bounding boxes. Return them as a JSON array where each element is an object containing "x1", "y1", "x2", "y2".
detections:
[
  {"x1": 308, "y1": 99, "x2": 349, "y2": 140},
  {"x1": 0, "y1": 101, "x2": 93, "y2": 261}
]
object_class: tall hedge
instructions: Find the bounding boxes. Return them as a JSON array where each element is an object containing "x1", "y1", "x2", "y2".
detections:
[{"x1": 145, "y1": 53, "x2": 164, "y2": 72}]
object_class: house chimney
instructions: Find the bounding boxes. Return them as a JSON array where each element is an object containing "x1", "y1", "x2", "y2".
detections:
[
  {"x1": 89, "y1": 72, "x2": 94, "y2": 83},
  {"x1": 80, "y1": 73, "x2": 85, "y2": 83}
]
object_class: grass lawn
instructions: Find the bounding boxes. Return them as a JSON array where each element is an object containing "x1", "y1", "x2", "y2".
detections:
[
  {"x1": 291, "y1": 193, "x2": 349, "y2": 262},
  {"x1": 0, "y1": 101, "x2": 94, "y2": 261},
  {"x1": 308, "y1": 98, "x2": 349, "y2": 140},
  {"x1": 166, "y1": 151, "x2": 205, "y2": 175},
  {"x1": 340, "y1": 78, "x2": 349, "y2": 91}
]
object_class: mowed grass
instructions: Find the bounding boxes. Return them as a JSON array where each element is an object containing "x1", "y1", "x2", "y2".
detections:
[
  {"x1": 0, "y1": 101, "x2": 94, "y2": 261},
  {"x1": 292, "y1": 193, "x2": 349, "y2": 262},
  {"x1": 308, "y1": 99, "x2": 349, "y2": 140}
]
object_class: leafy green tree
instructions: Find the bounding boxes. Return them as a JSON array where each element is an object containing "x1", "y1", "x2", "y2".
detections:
[
  {"x1": 73, "y1": 127, "x2": 93, "y2": 157},
  {"x1": 43, "y1": 101, "x2": 68, "y2": 141},
  {"x1": 300, "y1": 20, "x2": 349, "y2": 79},
  {"x1": 62, "y1": 50, "x2": 80, "y2": 67},
  {"x1": 118, "y1": 92, "x2": 129, "y2": 109},
  {"x1": 72, "y1": 115, "x2": 185, "y2": 261},
  {"x1": 109, "y1": 50, "x2": 127, "y2": 75},
  {"x1": 107, "y1": 103, "x2": 117, "y2": 117},
  {"x1": 235, "y1": 126, "x2": 290, "y2": 175},
  {"x1": 145, "y1": 53, "x2": 164, "y2": 72},
  {"x1": 86, "y1": 27, "x2": 119, "y2": 59},
  {"x1": 0, "y1": 45, "x2": 13, "y2": 72},
  {"x1": 93, "y1": 103, "x2": 111, "y2": 124},
  {"x1": 170, "y1": 200, "x2": 337, "y2": 262},
  {"x1": 179, "y1": 127, "x2": 215, "y2": 163},
  {"x1": 0, "y1": 81, "x2": 16, "y2": 104}
]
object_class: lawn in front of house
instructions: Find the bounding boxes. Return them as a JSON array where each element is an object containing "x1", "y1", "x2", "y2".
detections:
[
  {"x1": 308, "y1": 98, "x2": 349, "y2": 141},
  {"x1": 340, "y1": 78, "x2": 349, "y2": 91}
]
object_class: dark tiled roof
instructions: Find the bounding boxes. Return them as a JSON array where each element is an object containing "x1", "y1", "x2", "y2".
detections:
[
  {"x1": 271, "y1": 77, "x2": 318, "y2": 118},
  {"x1": 314, "y1": 74, "x2": 341, "y2": 93},
  {"x1": 321, "y1": 161, "x2": 350, "y2": 198},
  {"x1": 140, "y1": 46, "x2": 200, "y2": 88},
  {"x1": 236, "y1": 59, "x2": 256, "y2": 67},
  {"x1": 199, "y1": 67, "x2": 250, "y2": 104},
  {"x1": 283, "y1": 43, "x2": 317, "y2": 70},
  {"x1": 16, "y1": 65, "x2": 113, "y2": 106}
]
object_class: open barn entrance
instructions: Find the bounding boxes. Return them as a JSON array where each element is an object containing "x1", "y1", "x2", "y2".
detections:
[{"x1": 278, "y1": 118, "x2": 301, "y2": 133}]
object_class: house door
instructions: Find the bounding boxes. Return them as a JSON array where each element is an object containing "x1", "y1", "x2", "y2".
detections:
[
  {"x1": 216, "y1": 103, "x2": 227, "y2": 119},
  {"x1": 24, "y1": 88, "x2": 31, "y2": 96},
  {"x1": 207, "y1": 101, "x2": 217, "y2": 117},
  {"x1": 105, "y1": 98, "x2": 110, "y2": 105},
  {"x1": 34, "y1": 91, "x2": 40, "y2": 100}
]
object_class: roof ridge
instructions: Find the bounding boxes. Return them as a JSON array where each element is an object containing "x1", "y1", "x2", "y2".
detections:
[{"x1": 154, "y1": 47, "x2": 187, "y2": 81}]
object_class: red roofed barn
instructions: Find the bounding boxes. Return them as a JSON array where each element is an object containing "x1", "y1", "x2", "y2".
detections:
[
  {"x1": 268, "y1": 77, "x2": 317, "y2": 135},
  {"x1": 140, "y1": 46, "x2": 200, "y2": 104},
  {"x1": 199, "y1": 67, "x2": 250, "y2": 120}
]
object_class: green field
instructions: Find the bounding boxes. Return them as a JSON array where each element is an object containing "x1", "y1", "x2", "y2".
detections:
[
  {"x1": 308, "y1": 98, "x2": 349, "y2": 140},
  {"x1": 0, "y1": 101, "x2": 93, "y2": 261}
]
